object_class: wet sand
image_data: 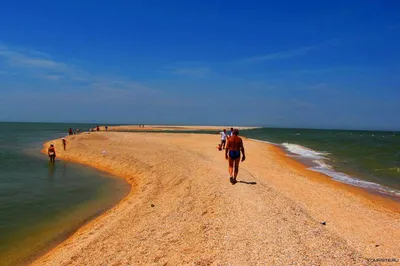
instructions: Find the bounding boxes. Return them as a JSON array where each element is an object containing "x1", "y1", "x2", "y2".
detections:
[{"x1": 34, "y1": 132, "x2": 400, "y2": 265}]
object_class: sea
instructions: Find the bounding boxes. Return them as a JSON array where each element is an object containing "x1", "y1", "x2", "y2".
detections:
[
  {"x1": 241, "y1": 128, "x2": 400, "y2": 199},
  {"x1": 0, "y1": 122, "x2": 130, "y2": 265}
]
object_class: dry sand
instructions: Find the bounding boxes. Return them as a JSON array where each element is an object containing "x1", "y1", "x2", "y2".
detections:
[
  {"x1": 34, "y1": 132, "x2": 400, "y2": 265},
  {"x1": 100, "y1": 125, "x2": 259, "y2": 132}
]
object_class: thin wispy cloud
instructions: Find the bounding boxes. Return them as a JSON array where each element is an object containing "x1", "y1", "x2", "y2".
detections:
[
  {"x1": 240, "y1": 45, "x2": 319, "y2": 64},
  {"x1": 0, "y1": 43, "x2": 167, "y2": 101},
  {"x1": 0, "y1": 43, "x2": 199, "y2": 109},
  {"x1": 238, "y1": 39, "x2": 341, "y2": 64},
  {"x1": 164, "y1": 66, "x2": 210, "y2": 78},
  {"x1": 0, "y1": 44, "x2": 68, "y2": 71}
]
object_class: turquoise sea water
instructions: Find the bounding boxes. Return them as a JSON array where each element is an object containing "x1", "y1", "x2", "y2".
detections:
[
  {"x1": 0, "y1": 122, "x2": 130, "y2": 265},
  {"x1": 241, "y1": 128, "x2": 400, "y2": 199}
]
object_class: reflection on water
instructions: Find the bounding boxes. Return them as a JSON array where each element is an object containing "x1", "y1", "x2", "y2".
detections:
[{"x1": 48, "y1": 162, "x2": 55, "y2": 179}]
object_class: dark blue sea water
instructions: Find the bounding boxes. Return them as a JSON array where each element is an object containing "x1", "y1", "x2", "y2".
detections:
[{"x1": 0, "y1": 122, "x2": 130, "y2": 265}]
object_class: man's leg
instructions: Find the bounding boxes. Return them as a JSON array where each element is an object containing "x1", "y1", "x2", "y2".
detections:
[
  {"x1": 228, "y1": 157, "x2": 234, "y2": 177},
  {"x1": 222, "y1": 140, "x2": 226, "y2": 149},
  {"x1": 233, "y1": 158, "x2": 240, "y2": 182}
]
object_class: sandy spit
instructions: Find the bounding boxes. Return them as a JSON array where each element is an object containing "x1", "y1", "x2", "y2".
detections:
[
  {"x1": 33, "y1": 132, "x2": 400, "y2": 265},
  {"x1": 101, "y1": 125, "x2": 259, "y2": 132}
]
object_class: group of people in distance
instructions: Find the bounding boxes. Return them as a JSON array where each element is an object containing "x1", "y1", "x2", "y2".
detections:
[
  {"x1": 69, "y1": 127, "x2": 81, "y2": 135},
  {"x1": 49, "y1": 125, "x2": 111, "y2": 162},
  {"x1": 219, "y1": 127, "x2": 246, "y2": 185}
]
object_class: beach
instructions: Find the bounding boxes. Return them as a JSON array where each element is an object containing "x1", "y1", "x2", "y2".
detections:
[{"x1": 34, "y1": 131, "x2": 400, "y2": 265}]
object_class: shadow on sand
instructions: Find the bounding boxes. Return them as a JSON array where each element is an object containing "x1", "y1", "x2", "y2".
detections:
[{"x1": 237, "y1": 180, "x2": 257, "y2": 185}]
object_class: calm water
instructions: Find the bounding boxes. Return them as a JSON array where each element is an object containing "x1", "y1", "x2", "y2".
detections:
[
  {"x1": 0, "y1": 122, "x2": 130, "y2": 265},
  {"x1": 241, "y1": 128, "x2": 400, "y2": 198}
]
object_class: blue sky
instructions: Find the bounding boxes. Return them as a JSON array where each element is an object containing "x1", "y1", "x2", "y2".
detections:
[{"x1": 0, "y1": 0, "x2": 399, "y2": 129}]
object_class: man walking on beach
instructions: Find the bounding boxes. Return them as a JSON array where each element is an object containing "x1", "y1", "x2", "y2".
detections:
[
  {"x1": 220, "y1": 129, "x2": 228, "y2": 150},
  {"x1": 229, "y1": 127, "x2": 234, "y2": 138},
  {"x1": 225, "y1": 129, "x2": 246, "y2": 184}
]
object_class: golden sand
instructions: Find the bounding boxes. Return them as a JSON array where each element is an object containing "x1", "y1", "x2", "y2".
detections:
[{"x1": 34, "y1": 132, "x2": 400, "y2": 265}]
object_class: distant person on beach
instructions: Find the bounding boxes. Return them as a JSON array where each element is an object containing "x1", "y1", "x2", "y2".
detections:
[
  {"x1": 229, "y1": 127, "x2": 234, "y2": 137},
  {"x1": 76, "y1": 129, "x2": 80, "y2": 134},
  {"x1": 62, "y1": 138, "x2": 67, "y2": 150},
  {"x1": 96, "y1": 125, "x2": 100, "y2": 131},
  {"x1": 225, "y1": 129, "x2": 246, "y2": 184},
  {"x1": 69, "y1": 128, "x2": 73, "y2": 135},
  {"x1": 105, "y1": 125, "x2": 108, "y2": 131},
  {"x1": 219, "y1": 129, "x2": 228, "y2": 150},
  {"x1": 48, "y1": 144, "x2": 56, "y2": 162}
]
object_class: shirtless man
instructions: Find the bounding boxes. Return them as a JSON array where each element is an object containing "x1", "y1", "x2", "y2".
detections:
[
  {"x1": 48, "y1": 144, "x2": 56, "y2": 162},
  {"x1": 225, "y1": 129, "x2": 246, "y2": 184}
]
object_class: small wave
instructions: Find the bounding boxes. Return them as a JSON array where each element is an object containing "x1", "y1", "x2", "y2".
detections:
[
  {"x1": 281, "y1": 143, "x2": 329, "y2": 160},
  {"x1": 278, "y1": 143, "x2": 400, "y2": 197},
  {"x1": 249, "y1": 139, "x2": 400, "y2": 197},
  {"x1": 248, "y1": 138, "x2": 277, "y2": 145},
  {"x1": 375, "y1": 167, "x2": 400, "y2": 172},
  {"x1": 310, "y1": 166, "x2": 400, "y2": 196}
]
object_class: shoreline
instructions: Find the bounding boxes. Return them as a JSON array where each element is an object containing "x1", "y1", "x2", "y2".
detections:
[
  {"x1": 34, "y1": 138, "x2": 138, "y2": 264},
  {"x1": 247, "y1": 138, "x2": 400, "y2": 210},
  {"x1": 21, "y1": 145, "x2": 134, "y2": 266},
  {"x1": 34, "y1": 132, "x2": 400, "y2": 265},
  {"x1": 267, "y1": 142, "x2": 400, "y2": 213}
]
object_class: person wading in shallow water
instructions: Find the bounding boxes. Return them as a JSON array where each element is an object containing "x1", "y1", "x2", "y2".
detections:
[
  {"x1": 48, "y1": 144, "x2": 56, "y2": 163},
  {"x1": 225, "y1": 129, "x2": 246, "y2": 184}
]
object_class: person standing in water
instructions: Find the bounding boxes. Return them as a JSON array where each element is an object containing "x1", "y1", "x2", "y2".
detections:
[
  {"x1": 68, "y1": 128, "x2": 73, "y2": 135},
  {"x1": 48, "y1": 144, "x2": 56, "y2": 162},
  {"x1": 225, "y1": 129, "x2": 246, "y2": 184},
  {"x1": 62, "y1": 138, "x2": 67, "y2": 151}
]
